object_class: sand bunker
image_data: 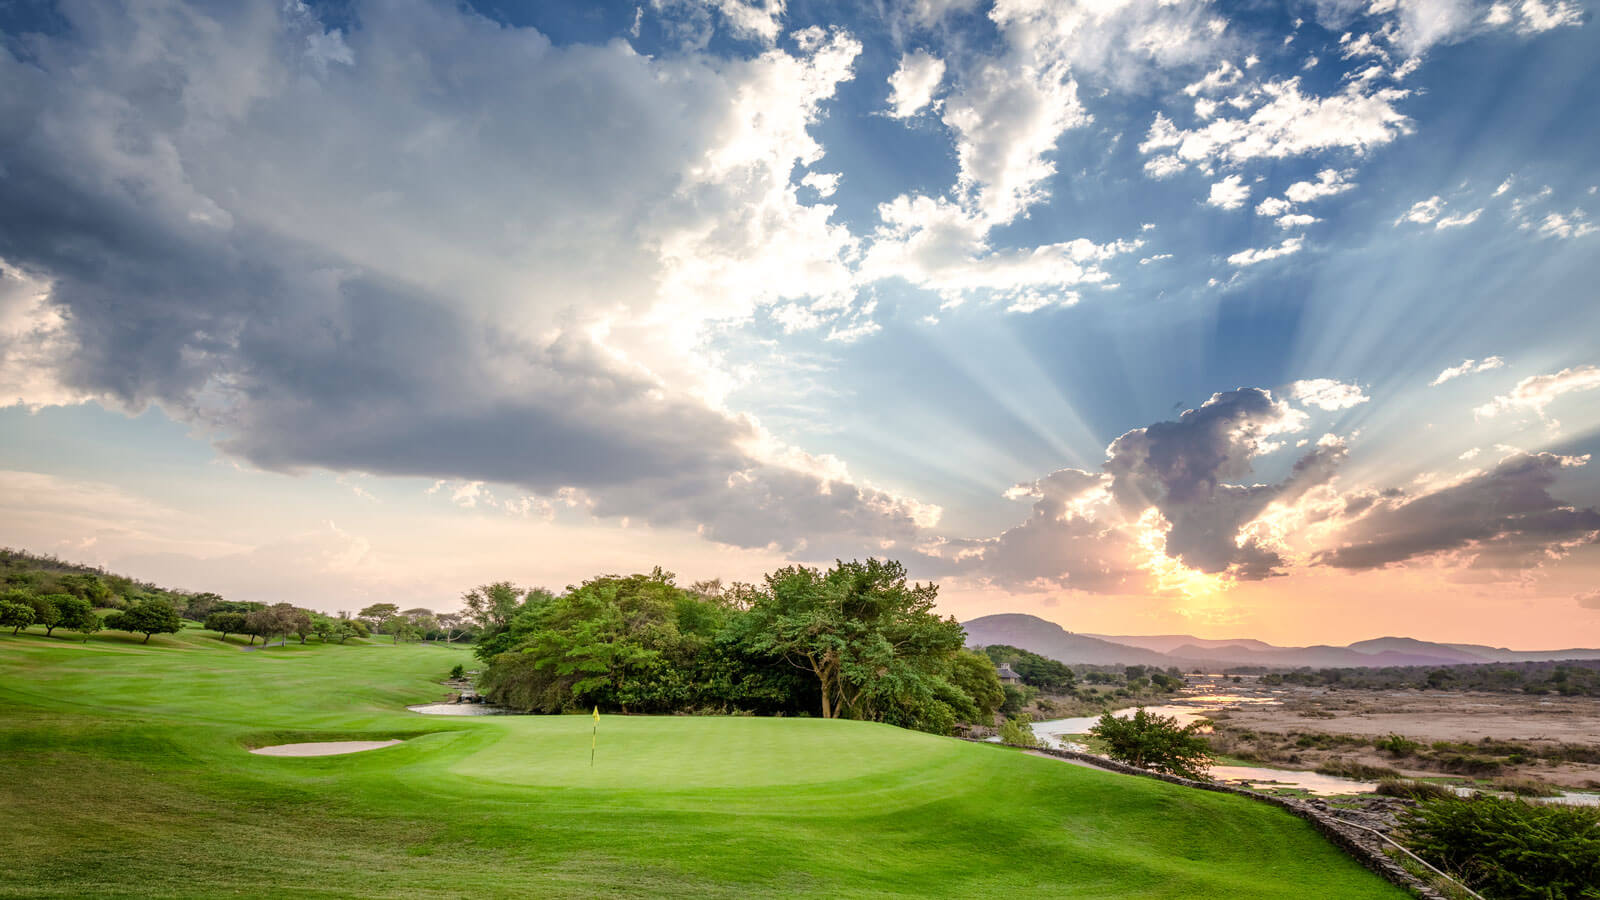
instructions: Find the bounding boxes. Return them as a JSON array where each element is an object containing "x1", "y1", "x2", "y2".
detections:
[{"x1": 250, "y1": 740, "x2": 403, "y2": 757}]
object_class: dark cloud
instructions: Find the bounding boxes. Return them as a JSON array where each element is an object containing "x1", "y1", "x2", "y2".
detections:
[
  {"x1": 0, "y1": 0, "x2": 926, "y2": 551},
  {"x1": 1317, "y1": 452, "x2": 1600, "y2": 570},
  {"x1": 1103, "y1": 388, "x2": 1329, "y2": 578}
]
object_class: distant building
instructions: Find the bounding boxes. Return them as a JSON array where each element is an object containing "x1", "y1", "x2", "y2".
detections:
[{"x1": 996, "y1": 663, "x2": 1023, "y2": 685}]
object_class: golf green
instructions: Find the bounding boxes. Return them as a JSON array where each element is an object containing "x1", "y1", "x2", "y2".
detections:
[{"x1": 0, "y1": 628, "x2": 1407, "y2": 898}]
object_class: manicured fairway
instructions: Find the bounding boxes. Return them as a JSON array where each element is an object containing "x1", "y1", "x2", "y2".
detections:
[{"x1": 0, "y1": 629, "x2": 1407, "y2": 899}]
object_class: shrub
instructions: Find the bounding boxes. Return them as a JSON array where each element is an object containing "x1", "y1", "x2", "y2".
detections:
[
  {"x1": 1374, "y1": 733, "x2": 1422, "y2": 756},
  {"x1": 1315, "y1": 760, "x2": 1401, "y2": 780},
  {"x1": 1491, "y1": 777, "x2": 1559, "y2": 798},
  {"x1": 998, "y1": 715, "x2": 1039, "y2": 749},
  {"x1": 1398, "y1": 795, "x2": 1600, "y2": 900},
  {"x1": 1374, "y1": 778, "x2": 1454, "y2": 801},
  {"x1": 449, "y1": 663, "x2": 466, "y2": 680}
]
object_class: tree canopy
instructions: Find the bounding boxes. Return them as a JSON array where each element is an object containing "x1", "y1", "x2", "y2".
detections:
[{"x1": 475, "y1": 559, "x2": 1002, "y2": 736}]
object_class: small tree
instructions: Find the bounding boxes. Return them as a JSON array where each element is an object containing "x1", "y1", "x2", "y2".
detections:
[
  {"x1": 0, "y1": 598, "x2": 34, "y2": 635},
  {"x1": 1090, "y1": 708, "x2": 1212, "y2": 779},
  {"x1": 999, "y1": 715, "x2": 1040, "y2": 748},
  {"x1": 287, "y1": 607, "x2": 314, "y2": 644},
  {"x1": 54, "y1": 597, "x2": 97, "y2": 639},
  {"x1": 71, "y1": 610, "x2": 104, "y2": 643},
  {"x1": 205, "y1": 611, "x2": 248, "y2": 642},
  {"x1": 311, "y1": 616, "x2": 336, "y2": 642},
  {"x1": 27, "y1": 594, "x2": 65, "y2": 636},
  {"x1": 108, "y1": 600, "x2": 182, "y2": 644}
]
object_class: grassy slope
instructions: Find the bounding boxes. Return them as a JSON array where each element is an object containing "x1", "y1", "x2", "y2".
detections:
[{"x1": 0, "y1": 629, "x2": 1406, "y2": 899}]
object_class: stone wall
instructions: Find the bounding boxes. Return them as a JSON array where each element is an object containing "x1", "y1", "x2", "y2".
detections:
[{"x1": 985, "y1": 741, "x2": 1451, "y2": 899}]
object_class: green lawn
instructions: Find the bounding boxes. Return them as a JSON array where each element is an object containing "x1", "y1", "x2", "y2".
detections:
[{"x1": 0, "y1": 628, "x2": 1407, "y2": 898}]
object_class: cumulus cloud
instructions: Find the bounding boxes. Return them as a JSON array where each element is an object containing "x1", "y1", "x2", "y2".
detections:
[
  {"x1": 1579, "y1": 590, "x2": 1600, "y2": 610},
  {"x1": 927, "y1": 388, "x2": 1343, "y2": 590},
  {"x1": 1317, "y1": 451, "x2": 1600, "y2": 570},
  {"x1": 1290, "y1": 378, "x2": 1370, "y2": 410},
  {"x1": 1284, "y1": 168, "x2": 1357, "y2": 203},
  {"x1": 1474, "y1": 365, "x2": 1600, "y2": 419},
  {"x1": 1138, "y1": 78, "x2": 1411, "y2": 177},
  {"x1": 1207, "y1": 175, "x2": 1251, "y2": 210},
  {"x1": 885, "y1": 49, "x2": 946, "y2": 118}
]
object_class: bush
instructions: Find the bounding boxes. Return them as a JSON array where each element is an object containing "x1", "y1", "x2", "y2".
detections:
[
  {"x1": 1491, "y1": 777, "x2": 1560, "y2": 798},
  {"x1": 1090, "y1": 708, "x2": 1211, "y2": 780},
  {"x1": 1315, "y1": 760, "x2": 1401, "y2": 780},
  {"x1": 1374, "y1": 733, "x2": 1422, "y2": 756},
  {"x1": 449, "y1": 663, "x2": 466, "y2": 680},
  {"x1": 1374, "y1": 778, "x2": 1454, "y2": 801},
  {"x1": 1398, "y1": 795, "x2": 1600, "y2": 900},
  {"x1": 998, "y1": 715, "x2": 1039, "y2": 749}
]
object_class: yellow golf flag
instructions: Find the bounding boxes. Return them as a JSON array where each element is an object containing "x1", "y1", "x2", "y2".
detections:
[
  {"x1": 590, "y1": 706, "x2": 599, "y2": 767},
  {"x1": 593, "y1": 706, "x2": 600, "y2": 722}
]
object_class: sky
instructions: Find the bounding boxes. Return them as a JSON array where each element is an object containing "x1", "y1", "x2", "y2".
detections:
[{"x1": 2, "y1": 0, "x2": 1598, "y2": 648}]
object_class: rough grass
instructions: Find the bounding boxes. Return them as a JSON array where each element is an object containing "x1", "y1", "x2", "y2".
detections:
[{"x1": 0, "y1": 628, "x2": 1407, "y2": 898}]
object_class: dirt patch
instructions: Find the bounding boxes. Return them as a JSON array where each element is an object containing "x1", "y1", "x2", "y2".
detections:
[{"x1": 249, "y1": 740, "x2": 403, "y2": 757}]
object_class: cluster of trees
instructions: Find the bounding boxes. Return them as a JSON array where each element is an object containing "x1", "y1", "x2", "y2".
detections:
[
  {"x1": 351, "y1": 604, "x2": 475, "y2": 644},
  {"x1": 1, "y1": 590, "x2": 103, "y2": 641},
  {"x1": 202, "y1": 602, "x2": 376, "y2": 645},
  {"x1": 471, "y1": 560, "x2": 1006, "y2": 736},
  {"x1": 1250, "y1": 660, "x2": 1600, "y2": 696}
]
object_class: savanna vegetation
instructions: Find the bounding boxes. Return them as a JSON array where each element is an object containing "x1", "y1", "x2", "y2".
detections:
[
  {"x1": 0, "y1": 624, "x2": 1409, "y2": 898},
  {"x1": 1246, "y1": 660, "x2": 1600, "y2": 696}
]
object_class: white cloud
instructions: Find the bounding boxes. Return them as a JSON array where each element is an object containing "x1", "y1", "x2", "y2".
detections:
[
  {"x1": 1475, "y1": 365, "x2": 1600, "y2": 419},
  {"x1": 1207, "y1": 174, "x2": 1251, "y2": 210},
  {"x1": 1290, "y1": 378, "x2": 1370, "y2": 411},
  {"x1": 1532, "y1": 210, "x2": 1598, "y2": 240},
  {"x1": 1255, "y1": 196, "x2": 1292, "y2": 217},
  {"x1": 1435, "y1": 208, "x2": 1482, "y2": 229},
  {"x1": 800, "y1": 171, "x2": 841, "y2": 197},
  {"x1": 1275, "y1": 213, "x2": 1320, "y2": 228},
  {"x1": 1139, "y1": 77, "x2": 1411, "y2": 177},
  {"x1": 1430, "y1": 356, "x2": 1505, "y2": 386},
  {"x1": 1228, "y1": 237, "x2": 1303, "y2": 267},
  {"x1": 885, "y1": 49, "x2": 946, "y2": 118},
  {"x1": 1284, "y1": 168, "x2": 1356, "y2": 203},
  {"x1": 1396, "y1": 196, "x2": 1445, "y2": 225}
]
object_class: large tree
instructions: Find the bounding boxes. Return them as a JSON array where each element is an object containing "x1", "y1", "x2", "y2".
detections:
[
  {"x1": 108, "y1": 600, "x2": 182, "y2": 644},
  {"x1": 460, "y1": 582, "x2": 523, "y2": 633},
  {"x1": 357, "y1": 603, "x2": 400, "y2": 632},
  {"x1": 204, "y1": 611, "x2": 248, "y2": 642},
  {"x1": 739, "y1": 559, "x2": 966, "y2": 722}
]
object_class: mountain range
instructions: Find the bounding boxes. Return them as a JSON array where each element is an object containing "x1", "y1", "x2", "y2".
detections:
[{"x1": 963, "y1": 614, "x2": 1600, "y2": 669}]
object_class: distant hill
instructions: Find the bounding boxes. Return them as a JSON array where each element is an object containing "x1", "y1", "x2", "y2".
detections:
[
  {"x1": 1084, "y1": 634, "x2": 1277, "y2": 654},
  {"x1": 962, "y1": 614, "x2": 1172, "y2": 666},
  {"x1": 972, "y1": 615, "x2": 1600, "y2": 669}
]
